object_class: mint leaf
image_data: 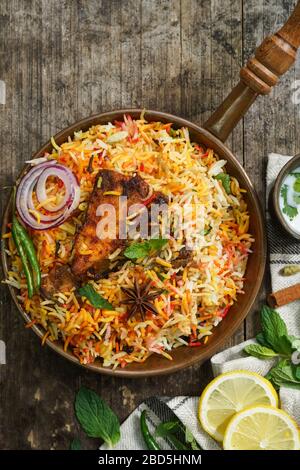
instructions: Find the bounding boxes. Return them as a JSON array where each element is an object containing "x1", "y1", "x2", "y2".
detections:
[
  {"x1": 123, "y1": 242, "x2": 150, "y2": 259},
  {"x1": 244, "y1": 343, "x2": 278, "y2": 360},
  {"x1": 185, "y1": 427, "x2": 201, "y2": 450},
  {"x1": 291, "y1": 337, "x2": 300, "y2": 352},
  {"x1": 214, "y1": 173, "x2": 231, "y2": 194},
  {"x1": 281, "y1": 184, "x2": 298, "y2": 220},
  {"x1": 78, "y1": 284, "x2": 114, "y2": 310},
  {"x1": 267, "y1": 360, "x2": 300, "y2": 390},
  {"x1": 70, "y1": 437, "x2": 81, "y2": 450},
  {"x1": 155, "y1": 420, "x2": 201, "y2": 450},
  {"x1": 124, "y1": 238, "x2": 167, "y2": 260},
  {"x1": 148, "y1": 238, "x2": 168, "y2": 251},
  {"x1": 155, "y1": 421, "x2": 178, "y2": 437},
  {"x1": 277, "y1": 334, "x2": 293, "y2": 356},
  {"x1": 260, "y1": 305, "x2": 290, "y2": 354},
  {"x1": 75, "y1": 387, "x2": 120, "y2": 447},
  {"x1": 256, "y1": 332, "x2": 272, "y2": 348}
]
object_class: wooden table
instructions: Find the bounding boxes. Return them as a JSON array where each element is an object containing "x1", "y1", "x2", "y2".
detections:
[{"x1": 0, "y1": 0, "x2": 299, "y2": 450}]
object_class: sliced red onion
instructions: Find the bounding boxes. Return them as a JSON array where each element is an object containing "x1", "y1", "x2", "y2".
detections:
[
  {"x1": 16, "y1": 160, "x2": 80, "y2": 230},
  {"x1": 36, "y1": 167, "x2": 70, "y2": 212}
]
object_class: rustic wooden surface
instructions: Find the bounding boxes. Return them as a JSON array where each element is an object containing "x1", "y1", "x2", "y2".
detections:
[{"x1": 0, "y1": 0, "x2": 299, "y2": 450}]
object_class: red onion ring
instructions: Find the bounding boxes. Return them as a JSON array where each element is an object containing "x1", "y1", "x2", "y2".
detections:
[{"x1": 16, "y1": 160, "x2": 80, "y2": 230}]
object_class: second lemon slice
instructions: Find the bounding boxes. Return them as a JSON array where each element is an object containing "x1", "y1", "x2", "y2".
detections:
[
  {"x1": 198, "y1": 370, "x2": 278, "y2": 442},
  {"x1": 223, "y1": 406, "x2": 300, "y2": 450}
]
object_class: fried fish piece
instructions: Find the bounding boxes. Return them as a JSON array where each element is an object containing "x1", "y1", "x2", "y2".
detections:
[
  {"x1": 41, "y1": 264, "x2": 78, "y2": 299},
  {"x1": 71, "y1": 169, "x2": 155, "y2": 278}
]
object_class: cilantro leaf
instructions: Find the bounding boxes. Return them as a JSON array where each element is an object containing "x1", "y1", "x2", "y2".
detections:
[
  {"x1": 78, "y1": 284, "x2": 114, "y2": 310},
  {"x1": 294, "y1": 177, "x2": 300, "y2": 193},
  {"x1": 214, "y1": 173, "x2": 231, "y2": 194},
  {"x1": 281, "y1": 184, "x2": 298, "y2": 220},
  {"x1": 75, "y1": 387, "x2": 120, "y2": 447}
]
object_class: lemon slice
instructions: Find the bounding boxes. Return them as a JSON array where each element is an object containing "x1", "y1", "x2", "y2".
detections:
[
  {"x1": 223, "y1": 405, "x2": 300, "y2": 450},
  {"x1": 198, "y1": 370, "x2": 278, "y2": 441}
]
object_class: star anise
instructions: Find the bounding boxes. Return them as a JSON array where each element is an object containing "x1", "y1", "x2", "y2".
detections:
[{"x1": 121, "y1": 279, "x2": 164, "y2": 321}]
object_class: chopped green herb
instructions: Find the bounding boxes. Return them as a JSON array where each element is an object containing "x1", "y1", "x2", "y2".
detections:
[
  {"x1": 294, "y1": 177, "x2": 300, "y2": 193},
  {"x1": 78, "y1": 284, "x2": 114, "y2": 310},
  {"x1": 214, "y1": 173, "x2": 231, "y2": 194},
  {"x1": 124, "y1": 238, "x2": 168, "y2": 260},
  {"x1": 200, "y1": 226, "x2": 212, "y2": 236},
  {"x1": 169, "y1": 128, "x2": 178, "y2": 138},
  {"x1": 281, "y1": 184, "x2": 298, "y2": 220}
]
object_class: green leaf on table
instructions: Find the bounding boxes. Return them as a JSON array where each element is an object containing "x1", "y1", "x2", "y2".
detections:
[
  {"x1": 70, "y1": 437, "x2": 82, "y2": 450},
  {"x1": 281, "y1": 185, "x2": 298, "y2": 220},
  {"x1": 155, "y1": 420, "x2": 201, "y2": 450},
  {"x1": 214, "y1": 173, "x2": 231, "y2": 194},
  {"x1": 256, "y1": 332, "x2": 272, "y2": 348},
  {"x1": 78, "y1": 284, "x2": 114, "y2": 310},
  {"x1": 295, "y1": 366, "x2": 300, "y2": 380},
  {"x1": 75, "y1": 387, "x2": 120, "y2": 447},
  {"x1": 260, "y1": 305, "x2": 292, "y2": 355},
  {"x1": 291, "y1": 337, "x2": 300, "y2": 352},
  {"x1": 185, "y1": 427, "x2": 201, "y2": 450},
  {"x1": 124, "y1": 238, "x2": 167, "y2": 260},
  {"x1": 267, "y1": 359, "x2": 300, "y2": 390},
  {"x1": 155, "y1": 421, "x2": 179, "y2": 437},
  {"x1": 244, "y1": 343, "x2": 278, "y2": 360}
]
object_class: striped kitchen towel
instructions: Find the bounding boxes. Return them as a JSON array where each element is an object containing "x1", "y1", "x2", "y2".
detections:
[{"x1": 102, "y1": 153, "x2": 300, "y2": 450}]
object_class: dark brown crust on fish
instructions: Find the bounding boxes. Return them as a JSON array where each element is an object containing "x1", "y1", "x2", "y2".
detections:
[{"x1": 41, "y1": 264, "x2": 78, "y2": 299}]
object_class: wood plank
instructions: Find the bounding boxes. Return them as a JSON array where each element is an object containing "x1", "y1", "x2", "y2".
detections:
[
  {"x1": 0, "y1": 0, "x2": 282, "y2": 450},
  {"x1": 243, "y1": 0, "x2": 299, "y2": 339}
]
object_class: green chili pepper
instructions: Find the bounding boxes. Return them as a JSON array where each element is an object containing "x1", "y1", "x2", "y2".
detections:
[
  {"x1": 12, "y1": 220, "x2": 34, "y2": 298},
  {"x1": 13, "y1": 216, "x2": 41, "y2": 291},
  {"x1": 140, "y1": 410, "x2": 161, "y2": 450}
]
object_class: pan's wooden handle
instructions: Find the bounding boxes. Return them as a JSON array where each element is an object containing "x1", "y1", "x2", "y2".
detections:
[{"x1": 204, "y1": 1, "x2": 300, "y2": 142}]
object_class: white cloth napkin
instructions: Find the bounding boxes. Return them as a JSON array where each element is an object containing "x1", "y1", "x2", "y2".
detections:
[{"x1": 103, "y1": 154, "x2": 300, "y2": 450}]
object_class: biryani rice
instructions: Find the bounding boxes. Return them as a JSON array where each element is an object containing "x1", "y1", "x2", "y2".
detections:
[{"x1": 3, "y1": 114, "x2": 253, "y2": 368}]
